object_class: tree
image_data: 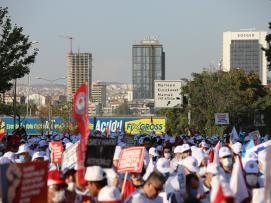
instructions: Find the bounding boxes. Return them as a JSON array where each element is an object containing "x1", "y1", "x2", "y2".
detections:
[
  {"x1": 113, "y1": 100, "x2": 131, "y2": 116},
  {"x1": 0, "y1": 7, "x2": 38, "y2": 94},
  {"x1": 262, "y1": 22, "x2": 271, "y2": 71},
  {"x1": 182, "y1": 68, "x2": 268, "y2": 134},
  {"x1": 156, "y1": 108, "x2": 189, "y2": 135}
]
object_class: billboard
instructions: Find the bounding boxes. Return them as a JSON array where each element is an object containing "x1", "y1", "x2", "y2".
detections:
[
  {"x1": 154, "y1": 80, "x2": 182, "y2": 108},
  {"x1": 1, "y1": 116, "x2": 166, "y2": 135}
]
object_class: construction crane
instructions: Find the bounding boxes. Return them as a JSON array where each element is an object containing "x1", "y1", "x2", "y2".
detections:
[{"x1": 59, "y1": 35, "x2": 74, "y2": 53}]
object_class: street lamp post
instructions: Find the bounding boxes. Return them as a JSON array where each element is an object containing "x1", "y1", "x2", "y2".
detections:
[
  {"x1": 35, "y1": 76, "x2": 66, "y2": 135},
  {"x1": 27, "y1": 41, "x2": 39, "y2": 116}
]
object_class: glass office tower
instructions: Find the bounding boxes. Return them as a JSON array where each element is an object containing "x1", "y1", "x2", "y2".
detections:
[
  {"x1": 132, "y1": 38, "x2": 165, "y2": 100},
  {"x1": 222, "y1": 31, "x2": 267, "y2": 85}
]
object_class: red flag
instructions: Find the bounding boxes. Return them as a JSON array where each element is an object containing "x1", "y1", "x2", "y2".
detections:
[
  {"x1": 73, "y1": 83, "x2": 89, "y2": 187},
  {"x1": 211, "y1": 176, "x2": 235, "y2": 203}
]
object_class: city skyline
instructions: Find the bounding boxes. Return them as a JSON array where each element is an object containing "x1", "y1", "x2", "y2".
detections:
[{"x1": 2, "y1": 1, "x2": 271, "y2": 85}]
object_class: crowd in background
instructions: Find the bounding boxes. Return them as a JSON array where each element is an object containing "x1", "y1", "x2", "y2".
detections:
[{"x1": 0, "y1": 128, "x2": 270, "y2": 203}]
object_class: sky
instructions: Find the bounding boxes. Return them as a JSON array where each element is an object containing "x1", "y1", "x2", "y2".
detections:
[{"x1": 2, "y1": 0, "x2": 271, "y2": 85}]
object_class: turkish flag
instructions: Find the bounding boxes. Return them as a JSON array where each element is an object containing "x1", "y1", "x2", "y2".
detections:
[{"x1": 73, "y1": 83, "x2": 89, "y2": 186}]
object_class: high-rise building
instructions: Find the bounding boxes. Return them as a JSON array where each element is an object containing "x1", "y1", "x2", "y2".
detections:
[
  {"x1": 67, "y1": 52, "x2": 92, "y2": 101},
  {"x1": 222, "y1": 31, "x2": 267, "y2": 85},
  {"x1": 91, "y1": 82, "x2": 107, "y2": 107},
  {"x1": 132, "y1": 37, "x2": 165, "y2": 100}
]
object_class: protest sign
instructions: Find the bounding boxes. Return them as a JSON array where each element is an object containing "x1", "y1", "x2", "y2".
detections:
[
  {"x1": 49, "y1": 141, "x2": 63, "y2": 164},
  {"x1": 117, "y1": 146, "x2": 145, "y2": 173},
  {"x1": 62, "y1": 141, "x2": 79, "y2": 169},
  {"x1": 0, "y1": 161, "x2": 48, "y2": 203},
  {"x1": 85, "y1": 137, "x2": 116, "y2": 168}
]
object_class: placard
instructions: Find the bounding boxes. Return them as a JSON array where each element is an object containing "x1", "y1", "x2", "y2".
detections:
[
  {"x1": 49, "y1": 141, "x2": 63, "y2": 164},
  {"x1": 0, "y1": 161, "x2": 48, "y2": 203},
  {"x1": 85, "y1": 137, "x2": 116, "y2": 168},
  {"x1": 117, "y1": 146, "x2": 145, "y2": 173},
  {"x1": 62, "y1": 142, "x2": 79, "y2": 170},
  {"x1": 214, "y1": 113, "x2": 229, "y2": 125}
]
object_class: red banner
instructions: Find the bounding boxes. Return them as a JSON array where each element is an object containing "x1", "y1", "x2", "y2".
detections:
[
  {"x1": 117, "y1": 146, "x2": 145, "y2": 173},
  {"x1": 49, "y1": 141, "x2": 63, "y2": 164},
  {"x1": 73, "y1": 83, "x2": 89, "y2": 186},
  {"x1": 0, "y1": 161, "x2": 48, "y2": 203}
]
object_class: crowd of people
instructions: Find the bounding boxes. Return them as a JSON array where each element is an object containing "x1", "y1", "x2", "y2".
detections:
[{"x1": 0, "y1": 129, "x2": 270, "y2": 203}]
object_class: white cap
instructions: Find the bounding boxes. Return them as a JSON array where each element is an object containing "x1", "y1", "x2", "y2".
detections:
[
  {"x1": 3, "y1": 151, "x2": 16, "y2": 162},
  {"x1": 98, "y1": 185, "x2": 121, "y2": 202},
  {"x1": 174, "y1": 145, "x2": 182, "y2": 153},
  {"x1": 206, "y1": 163, "x2": 219, "y2": 175},
  {"x1": 231, "y1": 142, "x2": 242, "y2": 154},
  {"x1": 16, "y1": 144, "x2": 30, "y2": 154},
  {"x1": 0, "y1": 157, "x2": 14, "y2": 164},
  {"x1": 192, "y1": 148, "x2": 206, "y2": 167},
  {"x1": 84, "y1": 166, "x2": 106, "y2": 181},
  {"x1": 32, "y1": 151, "x2": 45, "y2": 161},
  {"x1": 219, "y1": 147, "x2": 232, "y2": 158},
  {"x1": 181, "y1": 156, "x2": 199, "y2": 173},
  {"x1": 104, "y1": 168, "x2": 119, "y2": 187},
  {"x1": 181, "y1": 144, "x2": 191, "y2": 153},
  {"x1": 156, "y1": 157, "x2": 170, "y2": 174},
  {"x1": 149, "y1": 147, "x2": 159, "y2": 157},
  {"x1": 244, "y1": 160, "x2": 259, "y2": 174}
]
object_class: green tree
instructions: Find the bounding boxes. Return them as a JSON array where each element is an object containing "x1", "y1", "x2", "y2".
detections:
[
  {"x1": 0, "y1": 7, "x2": 38, "y2": 94},
  {"x1": 156, "y1": 108, "x2": 189, "y2": 135},
  {"x1": 182, "y1": 68, "x2": 268, "y2": 134},
  {"x1": 113, "y1": 100, "x2": 131, "y2": 116},
  {"x1": 262, "y1": 22, "x2": 271, "y2": 71}
]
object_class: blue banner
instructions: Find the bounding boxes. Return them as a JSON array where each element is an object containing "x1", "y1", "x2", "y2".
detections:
[{"x1": 0, "y1": 117, "x2": 165, "y2": 135}]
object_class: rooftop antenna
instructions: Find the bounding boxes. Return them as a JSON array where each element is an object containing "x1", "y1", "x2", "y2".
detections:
[{"x1": 59, "y1": 35, "x2": 74, "y2": 53}]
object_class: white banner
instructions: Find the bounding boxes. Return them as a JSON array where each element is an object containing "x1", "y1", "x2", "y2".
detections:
[
  {"x1": 214, "y1": 113, "x2": 229, "y2": 125},
  {"x1": 154, "y1": 80, "x2": 182, "y2": 108}
]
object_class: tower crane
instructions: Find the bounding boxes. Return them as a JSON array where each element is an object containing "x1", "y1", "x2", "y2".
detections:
[{"x1": 59, "y1": 35, "x2": 74, "y2": 53}]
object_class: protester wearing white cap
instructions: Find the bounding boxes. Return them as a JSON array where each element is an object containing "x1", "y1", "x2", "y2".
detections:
[
  {"x1": 181, "y1": 144, "x2": 191, "y2": 159},
  {"x1": 3, "y1": 151, "x2": 16, "y2": 163},
  {"x1": 231, "y1": 142, "x2": 242, "y2": 155},
  {"x1": 244, "y1": 160, "x2": 260, "y2": 189},
  {"x1": 98, "y1": 185, "x2": 121, "y2": 203},
  {"x1": 192, "y1": 147, "x2": 208, "y2": 177},
  {"x1": 16, "y1": 144, "x2": 31, "y2": 163},
  {"x1": 170, "y1": 145, "x2": 182, "y2": 173},
  {"x1": 156, "y1": 157, "x2": 170, "y2": 178},
  {"x1": 143, "y1": 147, "x2": 159, "y2": 180},
  {"x1": 84, "y1": 166, "x2": 108, "y2": 199},
  {"x1": 181, "y1": 156, "x2": 199, "y2": 174},
  {"x1": 31, "y1": 151, "x2": 46, "y2": 162},
  {"x1": 219, "y1": 146, "x2": 233, "y2": 183}
]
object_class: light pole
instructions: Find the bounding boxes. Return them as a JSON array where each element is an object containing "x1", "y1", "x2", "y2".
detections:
[
  {"x1": 27, "y1": 41, "x2": 39, "y2": 116},
  {"x1": 35, "y1": 76, "x2": 66, "y2": 135}
]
